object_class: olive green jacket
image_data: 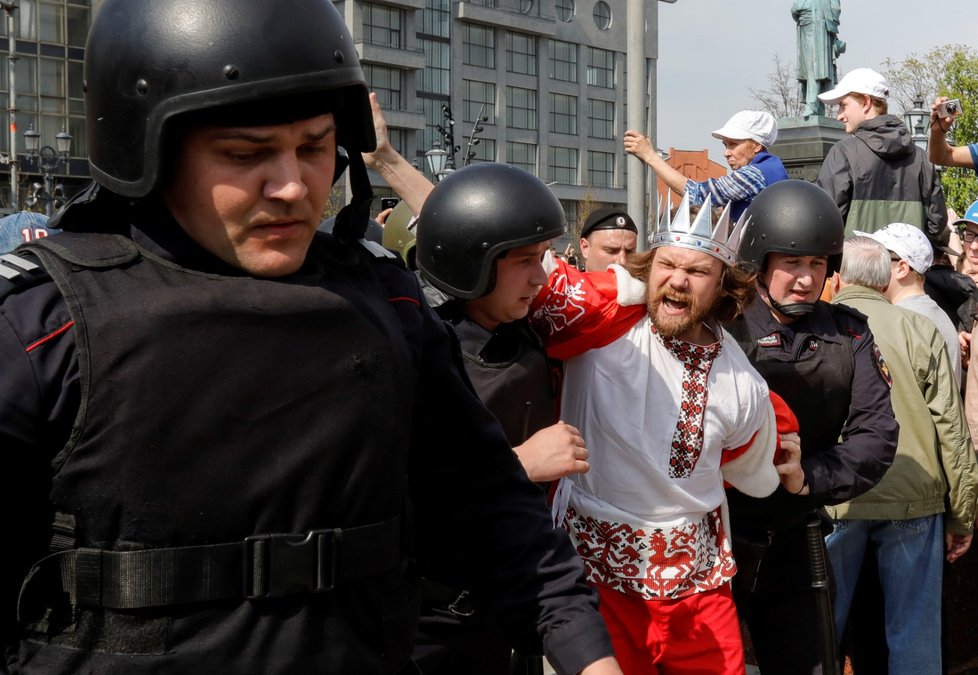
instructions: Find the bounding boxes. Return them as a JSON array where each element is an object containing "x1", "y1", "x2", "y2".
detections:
[{"x1": 828, "y1": 285, "x2": 978, "y2": 534}]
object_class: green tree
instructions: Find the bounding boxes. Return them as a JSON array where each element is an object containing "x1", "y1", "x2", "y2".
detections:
[{"x1": 937, "y1": 48, "x2": 978, "y2": 214}]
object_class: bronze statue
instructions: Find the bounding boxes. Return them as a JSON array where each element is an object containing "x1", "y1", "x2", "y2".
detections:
[{"x1": 792, "y1": 0, "x2": 846, "y2": 117}]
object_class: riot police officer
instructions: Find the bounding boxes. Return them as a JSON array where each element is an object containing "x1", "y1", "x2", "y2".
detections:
[
  {"x1": 414, "y1": 164, "x2": 590, "y2": 673},
  {"x1": 0, "y1": 1, "x2": 621, "y2": 673},
  {"x1": 725, "y1": 180, "x2": 898, "y2": 674}
]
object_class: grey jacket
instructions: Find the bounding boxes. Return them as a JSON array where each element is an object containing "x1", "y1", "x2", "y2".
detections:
[{"x1": 817, "y1": 114, "x2": 947, "y2": 237}]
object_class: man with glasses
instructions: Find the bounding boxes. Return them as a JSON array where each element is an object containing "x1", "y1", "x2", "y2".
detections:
[
  {"x1": 956, "y1": 202, "x2": 978, "y2": 446},
  {"x1": 624, "y1": 110, "x2": 788, "y2": 220}
]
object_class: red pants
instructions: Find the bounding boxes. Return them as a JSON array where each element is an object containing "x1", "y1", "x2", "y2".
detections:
[{"x1": 597, "y1": 584, "x2": 745, "y2": 675}]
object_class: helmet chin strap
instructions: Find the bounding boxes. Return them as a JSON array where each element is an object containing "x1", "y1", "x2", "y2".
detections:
[
  {"x1": 758, "y1": 280, "x2": 816, "y2": 317},
  {"x1": 332, "y1": 150, "x2": 374, "y2": 245}
]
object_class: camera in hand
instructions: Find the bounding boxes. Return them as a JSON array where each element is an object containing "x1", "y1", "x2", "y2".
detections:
[{"x1": 937, "y1": 99, "x2": 962, "y2": 118}]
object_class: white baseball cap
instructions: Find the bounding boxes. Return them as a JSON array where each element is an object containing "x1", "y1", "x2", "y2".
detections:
[
  {"x1": 711, "y1": 110, "x2": 778, "y2": 149},
  {"x1": 818, "y1": 68, "x2": 890, "y2": 105},
  {"x1": 854, "y1": 223, "x2": 933, "y2": 274}
]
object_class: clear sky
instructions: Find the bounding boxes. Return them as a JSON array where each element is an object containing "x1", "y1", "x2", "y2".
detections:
[{"x1": 654, "y1": 0, "x2": 978, "y2": 164}]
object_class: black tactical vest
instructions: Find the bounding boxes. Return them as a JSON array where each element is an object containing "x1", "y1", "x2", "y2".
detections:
[
  {"x1": 442, "y1": 310, "x2": 556, "y2": 446},
  {"x1": 15, "y1": 232, "x2": 421, "y2": 673},
  {"x1": 726, "y1": 303, "x2": 855, "y2": 531}
]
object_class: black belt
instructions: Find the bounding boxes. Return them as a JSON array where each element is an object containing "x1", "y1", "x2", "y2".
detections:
[{"x1": 31, "y1": 515, "x2": 402, "y2": 610}]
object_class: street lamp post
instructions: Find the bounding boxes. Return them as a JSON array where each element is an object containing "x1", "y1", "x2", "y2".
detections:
[
  {"x1": 1, "y1": 1, "x2": 18, "y2": 210},
  {"x1": 904, "y1": 94, "x2": 930, "y2": 151},
  {"x1": 424, "y1": 104, "x2": 459, "y2": 182},
  {"x1": 23, "y1": 125, "x2": 71, "y2": 215}
]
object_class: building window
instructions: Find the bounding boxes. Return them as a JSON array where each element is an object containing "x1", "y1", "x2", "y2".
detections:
[
  {"x1": 420, "y1": 0, "x2": 450, "y2": 37},
  {"x1": 555, "y1": 0, "x2": 575, "y2": 22},
  {"x1": 364, "y1": 3, "x2": 402, "y2": 49},
  {"x1": 549, "y1": 39, "x2": 578, "y2": 83},
  {"x1": 463, "y1": 24, "x2": 495, "y2": 68},
  {"x1": 588, "y1": 150, "x2": 614, "y2": 188},
  {"x1": 507, "y1": 141, "x2": 537, "y2": 173},
  {"x1": 507, "y1": 86, "x2": 537, "y2": 130},
  {"x1": 466, "y1": 137, "x2": 496, "y2": 164},
  {"x1": 387, "y1": 127, "x2": 407, "y2": 159},
  {"x1": 549, "y1": 146, "x2": 578, "y2": 185},
  {"x1": 589, "y1": 99, "x2": 614, "y2": 139},
  {"x1": 365, "y1": 65, "x2": 402, "y2": 111},
  {"x1": 587, "y1": 47, "x2": 615, "y2": 88},
  {"x1": 463, "y1": 79, "x2": 496, "y2": 125},
  {"x1": 592, "y1": 0, "x2": 611, "y2": 30},
  {"x1": 507, "y1": 31, "x2": 537, "y2": 76},
  {"x1": 419, "y1": 38, "x2": 450, "y2": 95},
  {"x1": 550, "y1": 93, "x2": 577, "y2": 135},
  {"x1": 517, "y1": 0, "x2": 534, "y2": 14}
]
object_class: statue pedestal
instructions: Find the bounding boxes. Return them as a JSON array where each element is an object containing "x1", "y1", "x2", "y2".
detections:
[{"x1": 770, "y1": 115, "x2": 847, "y2": 182}]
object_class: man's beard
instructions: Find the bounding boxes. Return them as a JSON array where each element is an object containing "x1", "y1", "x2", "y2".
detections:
[{"x1": 648, "y1": 286, "x2": 713, "y2": 338}]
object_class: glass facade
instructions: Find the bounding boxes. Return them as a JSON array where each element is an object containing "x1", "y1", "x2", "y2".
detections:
[
  {"x1": 463, "y1": 24, "x2": 495, "y2": 68},
  {"x1": 363, "y1": 3, "x2": 402, "y2": 49},
  {"x1": 463, "y1": 79, "x2": 496, "y2": 124},
  {"x1": 588, "y1": 150, "x2": 614, "y2": 188},
  {"x1": 364, "y1": 65, "x2": 402, "y2": 111},
  {"x1": 548, "y1": 146, "x2": 578, "y2": 185},
  {"x1": 507, "y1": 31, "x2": 536, "y2": 76},
  {"x1": 588, "y1": 98, "x2": 614, "y2": 139},
  {"x1": 550, "y1": 93, "x2": 577, "y2": 135},
  {"x1": 506, "y1": 86, "x2": 537, "y2": 130},
  {"x1": 587, "y1": 47, "x2": 615, "y2": 88},
  {"x1": 506, "y1": 141, "x2": 537, "y2": 173},
  {"x1": 549, "y1": 39, "x2": 577, "y2": 83}
]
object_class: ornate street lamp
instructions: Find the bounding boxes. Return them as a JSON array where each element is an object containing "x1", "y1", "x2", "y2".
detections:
[
  {"x1": 424, "y1": 139, "x2": 448, "y2": 181},
  {"x1": 23, "y1": 124, "x2": 72, "y2": 215},
  {"x1": 903, "y1": 94, "x2": 930, "y2": 151}
]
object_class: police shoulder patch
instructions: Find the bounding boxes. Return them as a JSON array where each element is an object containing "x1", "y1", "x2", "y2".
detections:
[
  {"x1": 872, "y1": 343, "x2": 892, "y2": 388},
  {"x1": 756, "y1": 333, "x2": 781, "y2": 348}
]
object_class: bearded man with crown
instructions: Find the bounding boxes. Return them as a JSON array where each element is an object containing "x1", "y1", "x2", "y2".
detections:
[{"x1": 530, "y1": 195, "x2": 804, "y2": 674}]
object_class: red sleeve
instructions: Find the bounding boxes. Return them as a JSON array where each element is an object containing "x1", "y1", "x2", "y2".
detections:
[{"x1": 530, "y1": 256, "x2": 645, "y2": 361}]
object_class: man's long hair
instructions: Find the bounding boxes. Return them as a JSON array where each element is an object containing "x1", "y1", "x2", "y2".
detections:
[{"x1": 624, "y1": 247, "x2": 757, "y2": 323}]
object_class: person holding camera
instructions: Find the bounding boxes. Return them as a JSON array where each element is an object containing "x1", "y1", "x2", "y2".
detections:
[
  {"x1": 816, "y1": 68, "x2": 947, "y2": 238},
  {"x1": 929, "y1": 96, "x2": 977, "y2": 171},
  {"x1": 624, "y1": 110, "x2": 788, "y2": 221}
]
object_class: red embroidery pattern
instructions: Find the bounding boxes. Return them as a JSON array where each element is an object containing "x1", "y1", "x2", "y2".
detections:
[
  {"x1": 655, "y1": 327, "x2": 721, "y2": 478},
  {"x1": 565, "y1": 505, "x2": 735, "y2": 600}
]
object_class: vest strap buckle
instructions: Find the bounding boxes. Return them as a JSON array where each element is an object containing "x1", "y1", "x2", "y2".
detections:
[{"x1": 244, "y1": 528, "x2": 342, "y2": 599}]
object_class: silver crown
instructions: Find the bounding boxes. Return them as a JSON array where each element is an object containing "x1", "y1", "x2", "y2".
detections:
[{"x1": 650, "y1": 193, "x2": 748, "y2": 265}]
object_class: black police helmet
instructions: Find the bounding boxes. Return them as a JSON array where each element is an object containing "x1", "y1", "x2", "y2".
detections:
[
  {"x1": 738, "y1": 180, "x2": 844, "y2": 277},
  {"x1": 416, "y1": 164, "x2": 566, "y2": 300},
  {"x1": 84, "y1": 0, "x2": 375, "y2": 198}
]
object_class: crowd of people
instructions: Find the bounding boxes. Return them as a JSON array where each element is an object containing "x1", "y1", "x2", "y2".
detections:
[{"x1": 2, "y1": 1, "x2": 978, "y2": 673}]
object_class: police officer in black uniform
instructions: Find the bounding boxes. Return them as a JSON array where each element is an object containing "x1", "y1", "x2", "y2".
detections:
[
  {"x1": 725, "y1": 180, "x2": 898, "y2": 674},
  {"x1": 0, "y1": 1, "x2": 622, "y2": 673},
  {"x1": 413, "y1": 164, "x2": 590, "y2": 674}
]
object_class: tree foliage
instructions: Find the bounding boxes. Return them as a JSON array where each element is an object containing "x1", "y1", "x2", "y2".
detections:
[{"x1": 750, "y1": 54, "x2": 806, "y2": 119}]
